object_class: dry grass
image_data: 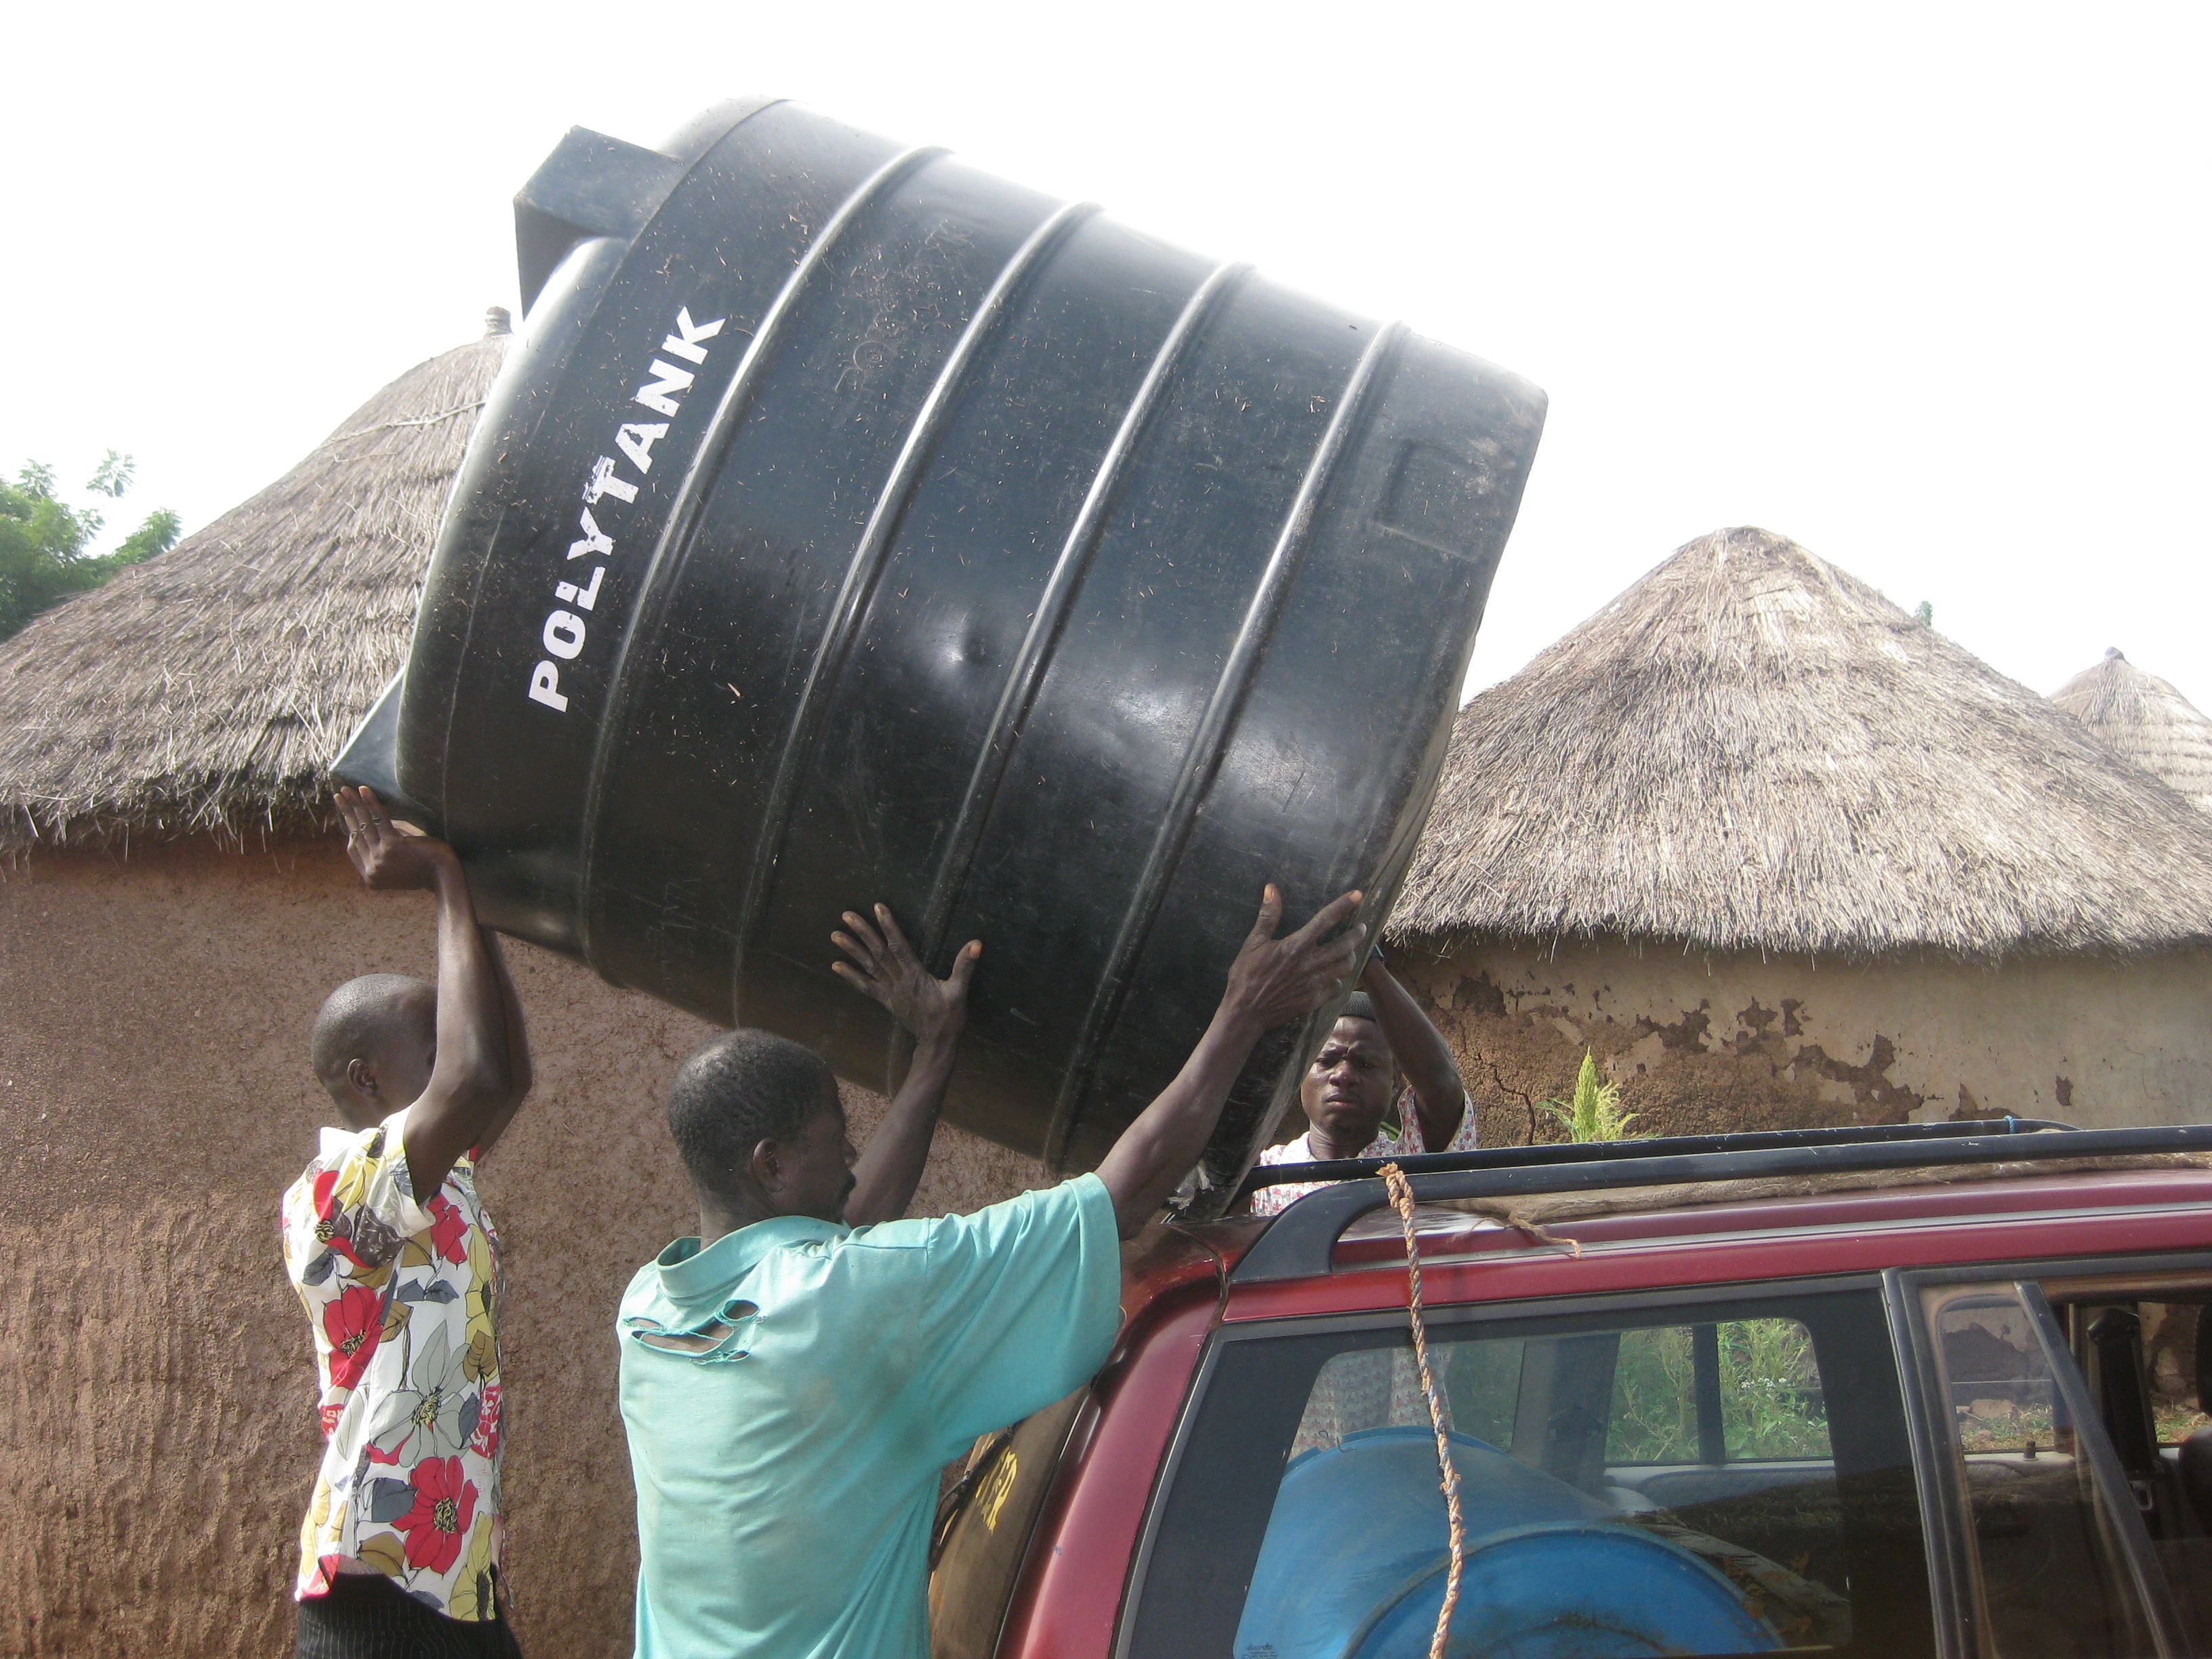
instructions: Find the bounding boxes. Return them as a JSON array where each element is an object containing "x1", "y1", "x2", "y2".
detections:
[
  {"x1": 2051, "y1": 647, "x2": 2212, "y2": 815},
  {"x1": 0, "y1": 318, "x2": 510, "y2": 855},
  {"x1": 1391, "y1": 527, "x2": 2212, "y2": 960}
]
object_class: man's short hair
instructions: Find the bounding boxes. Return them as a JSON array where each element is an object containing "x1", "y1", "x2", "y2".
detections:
[
  {"x1": 310, "y1": 974, "x2": 433, "y2": 1104},
  {"x1": 1336, "y1": 993, "x2": 1395, "y2": 1073},
  {"x1": 666, "y1": 1029, "x2": 836, "y2": 1194}
]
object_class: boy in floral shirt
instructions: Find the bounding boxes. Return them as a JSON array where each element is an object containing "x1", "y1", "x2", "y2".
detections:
[{"x1": 282, "y1": 788, "x2": 532, "y2": 1658}]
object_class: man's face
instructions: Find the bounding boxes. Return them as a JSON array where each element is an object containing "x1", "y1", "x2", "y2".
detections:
[
  {"x1": 771, "y1": 1084, "x2": 859, "y2": 1225},
  {"x1": 1298, "y1": 1017, "x2": 1397, "y2": 1145}
]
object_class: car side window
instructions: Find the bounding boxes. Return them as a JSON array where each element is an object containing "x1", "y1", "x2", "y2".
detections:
[
  {"x1": 1919, "y1": 1282, "x2": 2173, "y2": 1659},
  {"x1": 2066, "y1": 1294, "x2": 2212, "y2": 1647},
  {"x1": 2128, "y1": 1301, "x2": 2211, "y2": 1448},
  {"x1": 1125, "y1": 1286, "x2": 1933, "y2": 1659}
]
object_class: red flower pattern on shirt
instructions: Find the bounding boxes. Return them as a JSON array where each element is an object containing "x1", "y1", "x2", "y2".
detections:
[
  {"x1": 394, "y1": 1456, "x2": 477, "y2": 1574},
  {"x1": 469, "y1": 1382, "x2": 503, "y2": 1460},
  {"x1": 321, "y1": 1285, "x2": 382, "y2": 1392},
  {"x1": 426, "y1": 1193, "x2": 468, "y2": 1265},
  {"x1": 282, "y1": 1115, "x2": 504, "y2": 1620}
]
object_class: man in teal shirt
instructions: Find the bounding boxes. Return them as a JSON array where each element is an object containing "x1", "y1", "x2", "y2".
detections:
[{"x1": 617, "y1": 884, "x2": 1364, "y2": 1659}]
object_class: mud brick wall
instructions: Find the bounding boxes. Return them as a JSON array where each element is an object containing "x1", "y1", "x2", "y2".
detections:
[
  {"x1": 1390, "y1": 936, "x2": 2212, "y2": 1145},
  {"x1": 0, "y1": 839, "x2": 1042, "y2": 1658}
]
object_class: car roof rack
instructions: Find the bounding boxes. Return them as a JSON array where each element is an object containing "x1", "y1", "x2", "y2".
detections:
[{"x1": 1228, "y1": 1117, "x2": 2212, "y2": 1284}]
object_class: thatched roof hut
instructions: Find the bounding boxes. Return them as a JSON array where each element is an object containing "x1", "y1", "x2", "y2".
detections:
[
  {"x1": 0, "y1": 309, "x2": 514, "y2": 853},
  {"x1": 1392, "y1": 526, "x2": 2212, "y2": 961},
  {"x1": 2051, "y1": 649, "x2": 2212, "y2": 815}
]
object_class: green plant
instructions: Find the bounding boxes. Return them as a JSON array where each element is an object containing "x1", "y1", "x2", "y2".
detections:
[
  {"x1": 1608, "y1": 1326, "x2": 1700, "y2": 1460},
  {"x1": 1605, "y1": 1319, "x2": 1832, "y2": 1463},
  {"x1": 1538, "y1": 1050, "x2": 1641, "y2": 1143},
  {"x1": 1721, "y1": 1318, "x2": 1830, "y2": 1458}
]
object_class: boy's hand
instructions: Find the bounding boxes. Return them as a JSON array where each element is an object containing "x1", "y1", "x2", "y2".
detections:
[
  {"x1": 1219, "y1": 885, "x2": 1366, "y2": 1035},
  {"x1": 335, "y1": 786, "x2": 455, "y2": 892},
  {"x1": 831, "y1": 904, "x2": 980, "y2": 1046}
]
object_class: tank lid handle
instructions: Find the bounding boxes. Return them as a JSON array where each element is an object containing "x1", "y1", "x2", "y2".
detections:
[{"x1": 513, "y1": 127, "x2": 687, "y2": 316}]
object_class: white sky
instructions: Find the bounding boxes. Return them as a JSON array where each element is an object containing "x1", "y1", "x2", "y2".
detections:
[{"x1": 5, "y1": 1, "x2": 2205, "y2": 709}]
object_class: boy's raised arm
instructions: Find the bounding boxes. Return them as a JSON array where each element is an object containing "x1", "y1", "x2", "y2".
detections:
[
  {"x1": 464, "y1": 928, "x2": 533, "y2": 1163},
  {"x1": 334, "y1": 787, "x2": 511, "y2": 1199}
]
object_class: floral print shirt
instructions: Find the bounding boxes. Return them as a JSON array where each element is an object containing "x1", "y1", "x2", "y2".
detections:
[
  {"x1": 281, "y1": 1111, "x2": 505, "y2": 1620},
  {"x1": 1247, "y1": 1093, "x2": 1479, "y2": 1216}
]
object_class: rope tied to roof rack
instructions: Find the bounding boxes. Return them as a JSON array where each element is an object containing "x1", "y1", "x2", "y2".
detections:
[
  {"x1": 1459, "y1": 1197, "x2": 1582, "y2": 1256},
  {"x1": 1380, "y1": 1162, "x2": 1465, "y2": 1659}
]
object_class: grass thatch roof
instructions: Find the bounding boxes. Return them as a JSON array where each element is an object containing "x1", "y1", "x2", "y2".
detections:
[
  {"x1": 1391, "y1": 527, "x2": 2212, "y2": 960},
  {"x1": 0, "y1": 314, "x2": 511, "y2": 854},
  {"x1": 2051, "y1": 649, "x2": 2212, "y2": 815}
]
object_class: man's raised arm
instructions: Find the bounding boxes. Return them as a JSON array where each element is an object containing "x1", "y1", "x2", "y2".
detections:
[
  {"x1": 1095, "y1": 886, "x2": 1364, "y2": 1237},
  {"x1": 1361, "y1": 949, "x2": 1468, "y2": 1151},
  {"x1": 832, "y1": 904, "x2": 981, "y2": 1227}
]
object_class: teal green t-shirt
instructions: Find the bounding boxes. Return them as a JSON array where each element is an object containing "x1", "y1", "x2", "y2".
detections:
[{"x1": 617, "y1": 1173, "x2": 1122, "y2": 1659}]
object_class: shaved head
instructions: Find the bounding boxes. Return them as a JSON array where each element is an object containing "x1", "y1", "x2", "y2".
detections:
[
  {"x1": 666, "y1": 1029, "x2": 838, "y2": 1202},
  {"x1": 312, "y1": 974, "x2": 436, "y2": 1121}
]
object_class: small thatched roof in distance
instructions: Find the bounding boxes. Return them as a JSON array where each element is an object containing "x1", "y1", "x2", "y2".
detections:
[
  {"x1": 2051, "y1": 649, "x2": 2212, "y2": 815},
  {"x1": 0, "y1": 311, "x2": 512, "y2": 853},
  {"x1": 1392, "y1": 527, "x2": 2212, "y2": 960}
]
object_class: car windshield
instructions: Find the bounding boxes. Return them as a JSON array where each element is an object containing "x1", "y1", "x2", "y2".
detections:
[{"x1": 1126, "y1": 1284, "x2": 1933, "y2": 1659}]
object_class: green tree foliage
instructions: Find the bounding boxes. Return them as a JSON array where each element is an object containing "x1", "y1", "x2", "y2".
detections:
[
  {"x1": 1538, "y1": 1048, "x2": 1643, "y2": 1142},
  {"x1": 0, "y1": 452, "x2": 182, "y2": 641}
]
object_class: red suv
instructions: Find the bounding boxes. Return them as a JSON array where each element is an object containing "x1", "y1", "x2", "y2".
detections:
[{"x1": 928, "y1": 1119, "x2": 2212, "y2": 1659}]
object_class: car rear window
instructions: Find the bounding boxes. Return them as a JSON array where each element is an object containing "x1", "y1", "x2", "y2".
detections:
[{"x1": 1124, "y1": 1285, "x2": 1932, "y2": 1659}]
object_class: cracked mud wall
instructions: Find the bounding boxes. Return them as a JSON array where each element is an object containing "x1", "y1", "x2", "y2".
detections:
[
  {"x1": 0, "y1": 840, "x2": 1042, "y2": 1658},
  {"x1": 1392, "y1": 937, "x2": 2212, "y2": 1145}
]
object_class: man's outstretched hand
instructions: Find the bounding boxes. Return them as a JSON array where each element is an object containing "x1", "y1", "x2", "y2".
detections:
[
  {"x1": 1217, "y1": 885, "x2": 1367, "y2": 1038},
  {"x1": 1096, "y1": 884, "x2": 1364, "y2": 1236},
  {"x1": 831, "y1": 904, "x2": 980, "y2": 1046},
  {"x1": 335, "y1": 785, "x2": 455, "y2": 890}
]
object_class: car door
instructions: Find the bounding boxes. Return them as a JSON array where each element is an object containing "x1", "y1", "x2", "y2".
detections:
[{"x1": 1889, "y1": 1254, "x2": 2212, "y2": 1659}]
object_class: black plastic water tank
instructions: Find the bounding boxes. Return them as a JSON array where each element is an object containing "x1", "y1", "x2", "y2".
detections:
[{"x1": 350, "y1": 97, "x2": 1544, "y2": 1201}]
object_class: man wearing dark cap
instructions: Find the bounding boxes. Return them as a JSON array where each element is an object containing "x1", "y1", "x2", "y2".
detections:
[{"x1": 1245, "y1": 949, "x2": 1473, "y2": 1216}]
